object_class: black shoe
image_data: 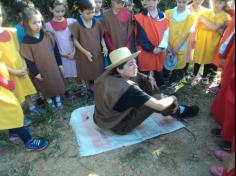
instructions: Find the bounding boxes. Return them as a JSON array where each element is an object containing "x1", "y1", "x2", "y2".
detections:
[
  {"x1": 64, "y1": 89, "x2": 74, "y2": 99},
  {"x1": 219, "y1": 141, "x2": 232, "y2": 152},
  {"x1": 176, "y1": 105, "x2": 200, "y2": 119},
  {"x1": 211, "y1": 128, "x2": 222, "y2": 137},
  {"x1": 36, "y1": 98, "x2": 45, "y2": 108}
]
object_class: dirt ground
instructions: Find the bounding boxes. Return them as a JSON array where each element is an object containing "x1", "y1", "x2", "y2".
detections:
[{"x1": 0, "y1": 84, "x2": 223, "y2": 176}]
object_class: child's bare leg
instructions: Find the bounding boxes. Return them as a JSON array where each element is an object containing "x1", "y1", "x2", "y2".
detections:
[{"x1": 25, "y1": 96, "x2": 37, "y2": 112}]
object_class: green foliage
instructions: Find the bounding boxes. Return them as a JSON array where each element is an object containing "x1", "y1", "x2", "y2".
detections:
[{"x1": 0, "y1": 0, "x2": 177, "y2": 25}]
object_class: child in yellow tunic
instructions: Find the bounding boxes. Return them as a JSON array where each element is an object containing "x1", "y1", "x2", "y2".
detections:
[
  {"x1": 0, "y1": 4, "x2": 37, "y2": 115},
  {"x1": 0, "y1": 62, "x2": 48, "y2": 151},
  {"x1": 165, "y1": 0, "x2": 196, "y2": 83},
  {"x1": 187, "y1": 0, "x2": 208, "y2": 18},
  {"x1": 191, "y1": 0, "x2": 231, "y2": 85}
]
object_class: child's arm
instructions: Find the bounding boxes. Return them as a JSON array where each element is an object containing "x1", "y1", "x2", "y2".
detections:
[
  {"x1": 73, "y1": 37, "x2": 93, "y2": 62},
  {"x1": 6, "y1": 65, "x2": 27, "y2": 78},
  {"x1": 136, "y1": 22, "x2": 155, "y2": 52},
  {"x1": 24, "y1": 59, "x2": 42, "y2": 81},
  {"x1": 199, "y1": 16, "x2": 225, "y2": 32},
  {"x1": 54, "y1": 42, "x2": 64, "y2": 74},
  {"x1": 101, "y1": 38, "x2": 108, "y2": 57},
  {"x1": 103, "y1": 27, "x2": 116, "y2": 52},
  {"x1": 155, "y1": 28, "x2": 169, "y2": 54}
]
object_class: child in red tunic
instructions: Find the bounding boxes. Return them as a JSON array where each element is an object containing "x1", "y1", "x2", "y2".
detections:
[{"x1": 134, "y1": 0, "x2": 169, "y2": 87}]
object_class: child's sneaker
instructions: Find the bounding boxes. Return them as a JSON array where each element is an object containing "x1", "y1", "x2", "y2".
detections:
[
  {"x1": 9, "y1": 133, "x2": 20, "y2": 142},
  {"x1": 214, "y1": 150, "x2": 231, "y2": 161},
  {"x1": 25, "y1": 138, "x2": 49, "y2": 152},
  {"x1": 201, "y1": 77, "x2": 210, "y2": 85},
  {"x1": 210, "y1": 164, "x2": 224, "y2": 176},
  {"x1": 55, "y1": 96, "x2": 63, "y2": 110},
  {"x1": 219, "y1": 141, "x2": 232, "y2": 152},
  {"x1": 209, "y1": 85, "x2": 220, "y2": 95},
  {"x1": 29, "y1": 107, "x2": 41, "y2": 115},
  {"x1": 211, "y1": 128, "x2": 222, "y2": 137},
  {"x1": 36, "y1": 97, "x2": 45, "y2": 108},
  {"x1": 64, "y1": 89, "x2": 74, "y2": 99},
  {"x1": 186, "y1": 74, "x2": 195, "y2": 83},
  {"x1": 24, "y1": 117, "x2": 32, "y2": 127},
  {"x1": 56, "y1": 104, "x2": 64, "y2": 110},
  {"x1": 175, "y1": 105, "x2": 200, "y2": 119}
]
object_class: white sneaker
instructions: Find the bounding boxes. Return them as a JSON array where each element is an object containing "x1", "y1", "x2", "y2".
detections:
[
  {"x1": 186, "y1": 74, "x2": 195, "y2": 82},
  {"x1": 190, "y1": 75, "x2": 201, "y2": 86},
  {"x1": 201, "y1": 77, "x2": 209, "y2": 85}
]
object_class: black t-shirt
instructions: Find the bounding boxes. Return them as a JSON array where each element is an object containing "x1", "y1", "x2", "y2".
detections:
[{"x1": 114, "y1": 85, "x2": 151, "y2": 112}]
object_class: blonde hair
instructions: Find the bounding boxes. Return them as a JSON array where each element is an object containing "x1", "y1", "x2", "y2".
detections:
[{"x1": 210, "y1": 0, "x2": 231, "y2": 11}]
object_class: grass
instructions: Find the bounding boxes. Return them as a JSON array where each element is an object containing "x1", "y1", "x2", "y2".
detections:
[
  {"x1": 0, "y1": 68, "x2": 218, "y2": 175},
  {"x1": 119, "y1": 147, "x2": 148, "y2": 169}
]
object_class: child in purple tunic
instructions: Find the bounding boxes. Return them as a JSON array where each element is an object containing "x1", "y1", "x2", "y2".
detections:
[{"x1": 46, "y1": 0, "x2": 77, "y2": 95}]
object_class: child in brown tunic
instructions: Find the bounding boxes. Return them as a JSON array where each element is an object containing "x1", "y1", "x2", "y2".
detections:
[
  {"x1": 20, "y1": 8, "x2": 66, "y2": 110},
  {"x1": 70, "y1": 0, "x2": 108, "y2": 92},
  {"x1": 103, "y1": 0, "x2": 133, "y2": 51}
]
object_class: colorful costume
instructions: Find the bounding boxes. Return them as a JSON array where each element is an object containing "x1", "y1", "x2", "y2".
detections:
[
  {"x1": 20, "y1": 31, "x2": 65, "y2": 98},
  {"x1": 93, "y1": 71, "x2": 174, "y2": 133},
  {"x1": 45, "y1": 18, "x2": 77, "y2": 78},
  {"x1": 103, "y1": 8, "x2": 133, "y2": 51},
  {"x1": 0, "y1": 28, "x2": 36, "y2": 104},
  {"x1": 193, "y1": 10, "x2": 230, "y2": 64},
  {"x1": 134, "y1": 9, "x2": 169, "y2": 72},
  {"x1": 213, "y1": 15, "x2": 235, "y2": 68},
  {"x1": 165, "y1": 7, "x2": 196, "y2": 69},
  {"x1": 0, "y1": 62, "x2": 24, "y2": 130},
  {"x1": 211, "y1": 28, "x2": 235, "y2": 143},
  {"x1": 70, "y1": 17, "x2": 104, "y2": 81},
  {"x1": 15, "y1": 22, "x2": 25, "y2": 45}
]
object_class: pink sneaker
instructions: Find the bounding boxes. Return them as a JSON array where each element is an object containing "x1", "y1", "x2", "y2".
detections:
[
  {"x1": 210, "y1": 164, "x2": 224, "y2": 176},
  {"x1": 209, "y1": 85, "x2": 220, "y2": 95},
  {"x1": 9, "y1": 133, "x2": 20, "y2": 142},
  {"x1": 214, "y1": 150, "x2": 231, "y2": 161}
]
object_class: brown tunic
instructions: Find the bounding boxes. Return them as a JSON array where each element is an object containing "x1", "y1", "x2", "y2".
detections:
[
  {"x1": 20, "y1": 32, "x2": 66, "y2": 98},
  {"x1": 69, "y1": 19, "x2": 104, "y2": 81},
  {"x1": 93, "y1": 71, "x2": 165, "y2": 129},
  {"x1": 103, "y1": 9, "x2": 133, "y2": 49}
]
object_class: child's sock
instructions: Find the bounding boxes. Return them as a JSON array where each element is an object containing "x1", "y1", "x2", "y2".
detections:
[
  {"x1": 179, "y1": 105, "x2": 186, "y2": 114},
  {"x1": 47, "y1": 98, "x2": 55, "y2": 108}
]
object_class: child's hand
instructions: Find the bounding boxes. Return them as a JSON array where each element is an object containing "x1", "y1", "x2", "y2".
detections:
[
  {"x1": 153, "y1": 47, "x2": 162, "y2": 55},
  {"x1": 85, "y1": 51, "x2": 93, "y2": 62},
  {"x1": 199, "y1": 16, "x2": 207, "y2": 24},
  {"x1": 149, "y1": 76, "x2": 158, "y2": 91},
  {"x1": 59, "y1": 66, "x2": 64, "y2": 75},
  {"x1": 68, "y1": 49, "x2": 76, "y2": 60},
  {"x1": 35, "y1": 74, "x2": 43, "y2": 81},
  {"x1": 172, "y1": 49, "x2": 178, "y2": 56},
  {"x1": 102, "y1": 47, "x2": 108, "y2": 57},
  {"x1": 14, "y1": 70, "x2": 27, "y2": 78}
]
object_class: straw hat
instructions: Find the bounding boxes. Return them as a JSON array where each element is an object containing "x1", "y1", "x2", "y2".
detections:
[{"x1": 106, "y1": 47, "x2": 140, "y2": 71}]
